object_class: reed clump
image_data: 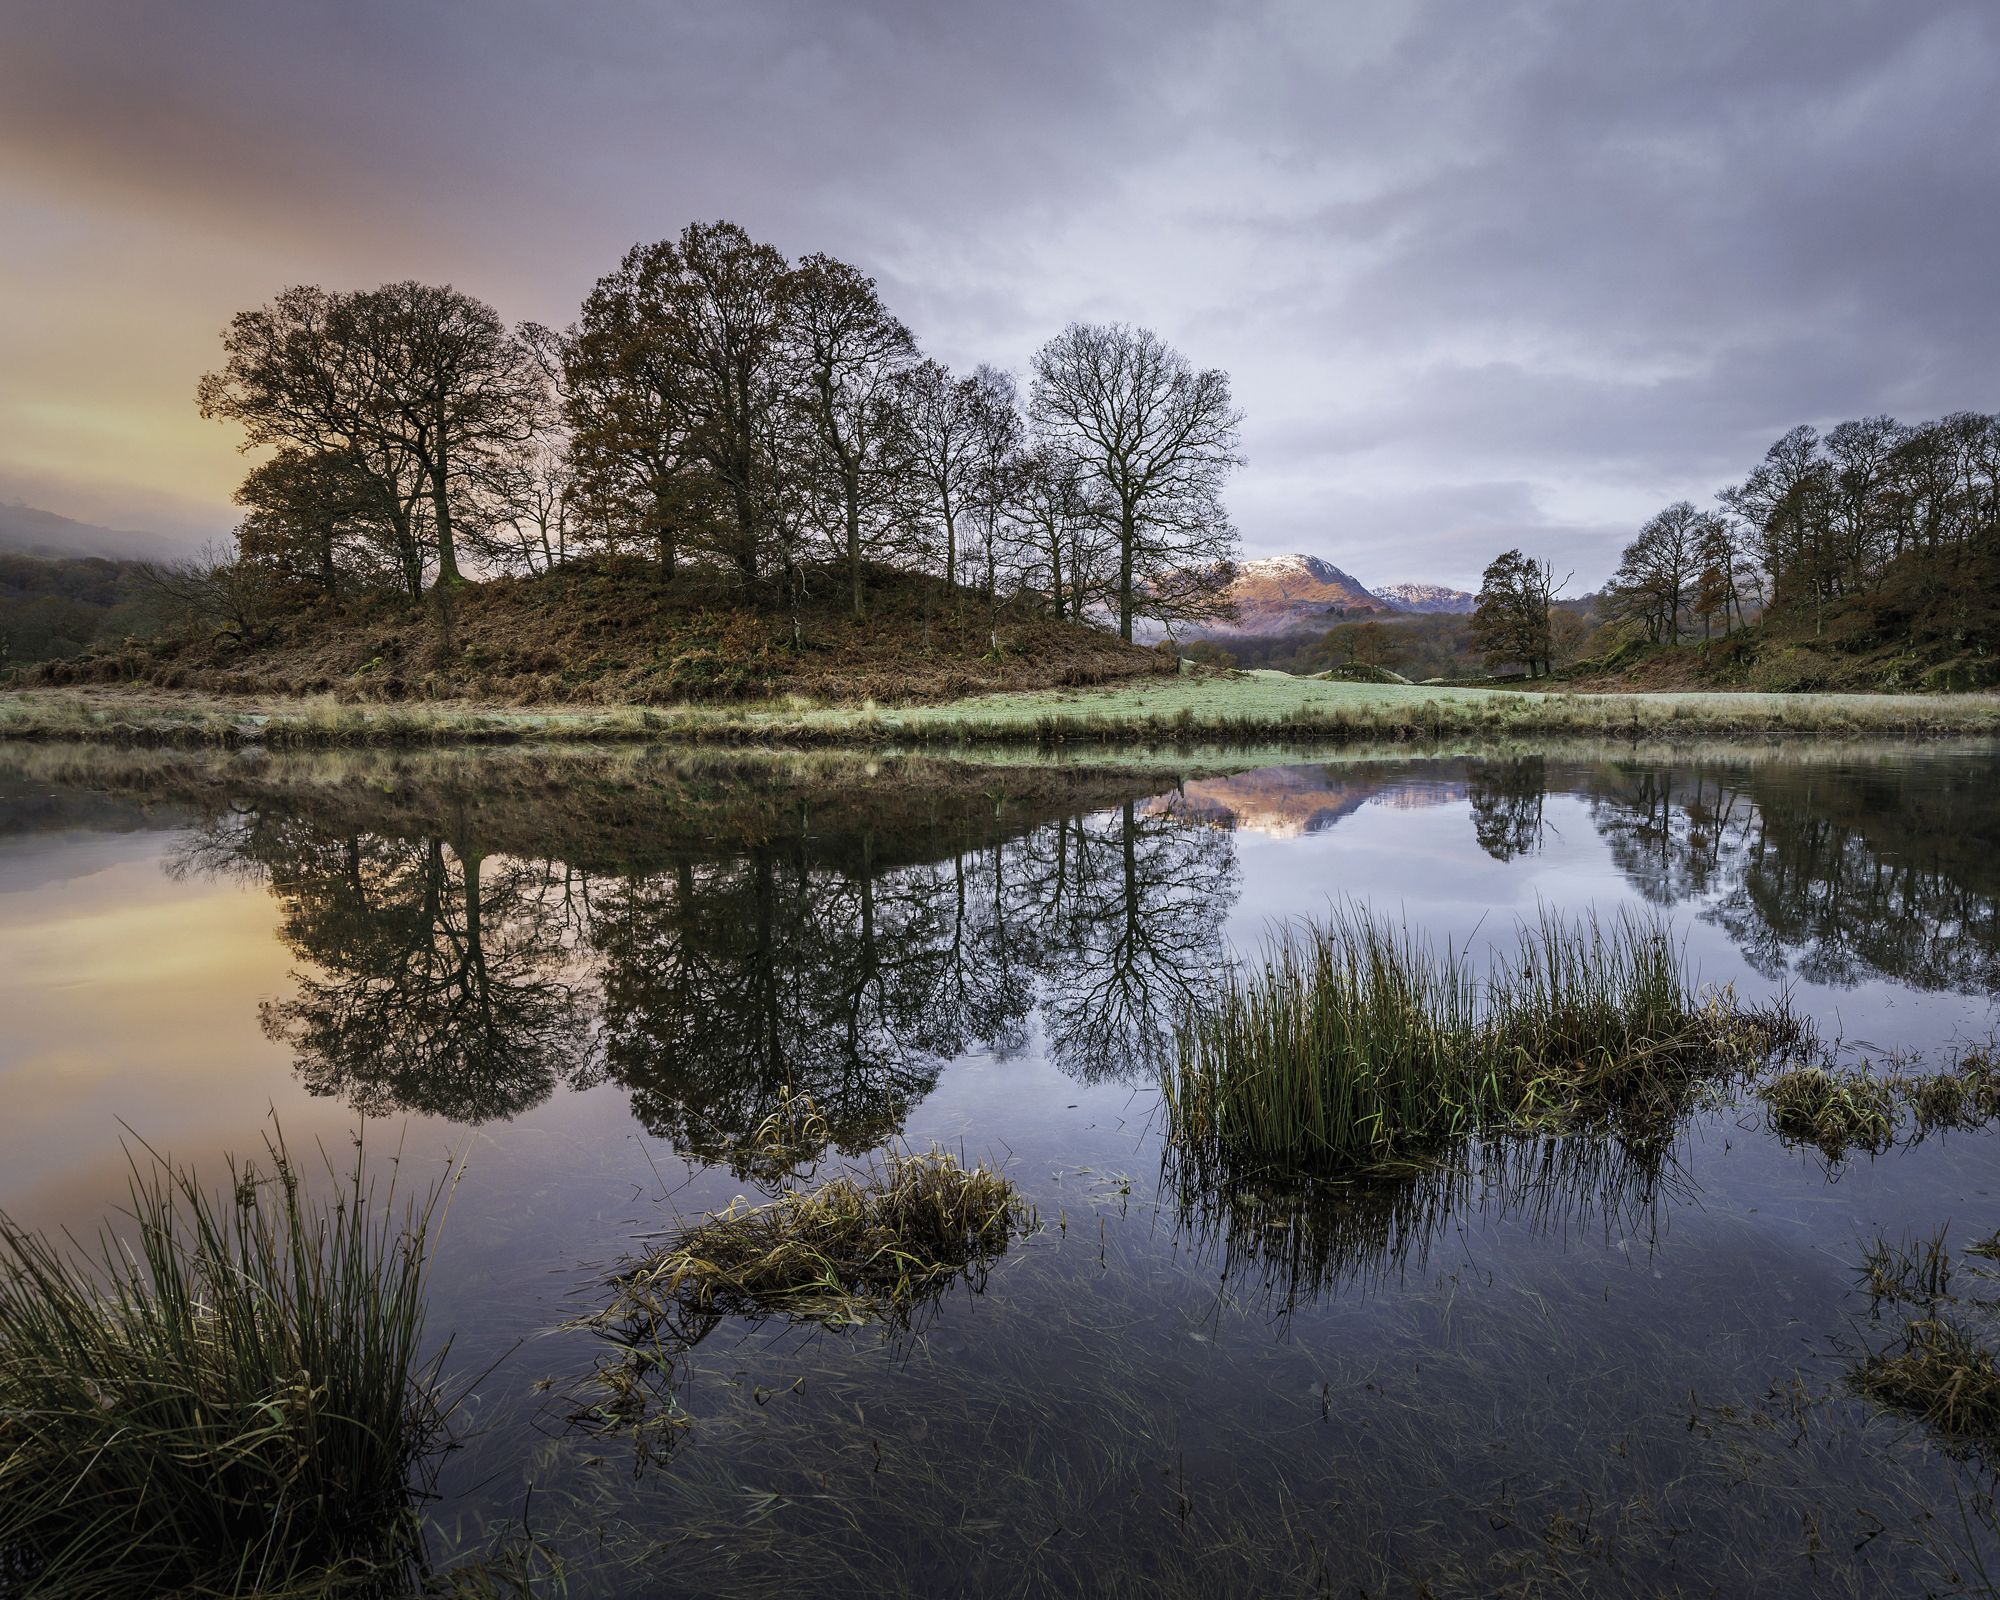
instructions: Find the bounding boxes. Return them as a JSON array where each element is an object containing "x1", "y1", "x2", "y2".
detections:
[
  {"x1": 1165, "y1": 907, "x2": 1790, "y2": 1172},
  {"x1": 597, "y1": 1146, "x2": 1035, "y2": 1341},
  {"x1": 0, "y1": 1130, "x2": 451, "y2": 1597}
]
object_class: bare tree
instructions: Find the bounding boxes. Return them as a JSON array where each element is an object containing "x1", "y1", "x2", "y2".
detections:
[
  {"x1": 895, "y1": 359, "x2": 983, "y2": 591},
  {"x1": 1029, "y1": 323, "x2": 1243, "y2": 640},
  {"x1": 477, "y1": 439, "x2": 579, "y2": 575},
  {"x1": 343, "y1": 282, "x2": 548, "y2": 586},
  {"x1": 1605, "y1": 503, "x2": 1704, "y2": 645},
  {"x1": 136, "y1": 542, "x2": 278, "y2": 646},
  {"x1": 1012, "y1": 440, "x2": 1106, "y2": 620},
  {"x1": 198, "y1": 282, "x2": 545, "y2": 593},
  {"x1": 198, "y1": 286, "x2": 433, "y2": 596},
  {"x1": 784, "y1": 254, "x2": 919, "y2": 614},
  {"x1": 964, "y1": 365, "x2": 1025, "y2": 618}
]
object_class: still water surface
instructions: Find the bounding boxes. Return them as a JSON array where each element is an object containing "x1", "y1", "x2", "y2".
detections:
[{"x1": 3, "y1": 740, "x2": 1998, "y2": 1596}]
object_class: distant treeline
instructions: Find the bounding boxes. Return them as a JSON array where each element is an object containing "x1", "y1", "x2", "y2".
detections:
[
  {"x1": 182, "y1": 222, "x2": 1245, "y2": 649},
  {"x1": 1450, "y1": 411, "x2": 2000, "y2": 682},
  {"x1": 1188, "y1": 600, "x2": 1604, "y2": 681},
  {"x1": 0, "y1": 553, "x2": 160, "y2": 667}
]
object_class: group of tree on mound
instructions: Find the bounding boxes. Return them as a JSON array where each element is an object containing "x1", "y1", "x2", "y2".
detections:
[{"x1": 185, "y1": 222, "x2": 1244, "y2": 652}]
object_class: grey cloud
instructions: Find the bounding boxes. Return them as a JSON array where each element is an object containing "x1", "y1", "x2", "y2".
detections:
[{"x1": 2, "y1": 0, "x2": 1995, "y2": 579}]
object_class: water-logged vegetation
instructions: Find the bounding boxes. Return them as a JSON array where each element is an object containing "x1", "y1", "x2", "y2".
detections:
[{"x1": 7, "y1": 738, "x2": 2000, "y2": 1595}]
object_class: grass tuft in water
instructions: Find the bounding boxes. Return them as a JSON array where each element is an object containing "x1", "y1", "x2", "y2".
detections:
[
  {"x1": 599, "y1": 1146, "x2": 1034, "y2": 1337},
  {"x1": 1851, "y1": 1316, "x2": 2000, "y2": 1444},
  {"x1": 0, "y1": 1125, "x2": 454, "y2": 1597},
  {"x1": 1165, "y1": 906, "x2": 1791, "y2": 1172},
  {"x1": 565, "y1": 1147, "x2": 1034, "y2": 1467},
  {"x1": 1758, "y1": 1065, "x2": 1897, "y2": 1159},
  {"x1": 1857, "y1": 1225, "x2": 1954, "y2": 1306}
]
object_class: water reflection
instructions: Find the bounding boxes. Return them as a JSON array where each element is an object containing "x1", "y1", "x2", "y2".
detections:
[
  {"x1": 170, "y1": 815, "x2": 598, "y2": 1122},
  {"x1": 157, "y1": 768, "x2": 1238, "y2": 1158},
  {"x1": 89, "y1": 742, "x2": 2000, "y2": 1173},
  {"x1": 1584, "y1": 757, "x2": 2000, "y2": 995},
  {"x1": 1170, "y1": 747, "x2": 2000, "y2": 998},
  {"x1": 1174, "y1": 1129, "x2": 1695, "y2": 1314}
]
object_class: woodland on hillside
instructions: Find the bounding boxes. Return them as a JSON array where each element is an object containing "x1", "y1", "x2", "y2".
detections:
[
  {"x1": 160, "y1": 222, "x2": 1242, "y2": 665},
  {"x1": 1555, "y1": 414, "x2": 1999, "y2": 690},
  {"x1": 0, "y1": 553, "x2": 160, "y2": 668},
  {"x1": 1188, "y1": 602, "x2": 1602, "y2": 682}
]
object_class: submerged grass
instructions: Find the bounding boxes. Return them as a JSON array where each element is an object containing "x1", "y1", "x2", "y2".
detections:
[
  {"x1": 1852, "y1": 1316, "x2": 2000, "y2": 1445},
  {"x1": 1845, "y1": 1221, "x2": 2000, "y2": 1457},
  {"x1": 566, "y1": 1147, "x2": 1036, "y2": 1462},
  {"x1": 0, "y1": 1127, "x2": 455, "y2": 1598},
  {"x1": 1164, "y1": 905, "x2": 1799, "y2": 1173}
]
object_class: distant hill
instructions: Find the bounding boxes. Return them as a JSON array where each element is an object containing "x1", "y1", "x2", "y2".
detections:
[
  {"x1": 1200, "y1": 555, "x2": 1476, "y2": 635},
  {"x1": 0, "y1": 503, "x2": 198, "y2": 564},
  {"x1": 1370, "y1": 581, "x2": 1476, "y2": 615},
  {"x1": 1209, "y1": 555, "x2": 1391, "y2": 634}
]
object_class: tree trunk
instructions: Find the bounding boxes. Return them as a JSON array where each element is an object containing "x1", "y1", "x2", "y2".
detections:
[
  {"x1": 1118, "y1": 504, "x2": 1136, "y2": 642},
  {"x1": 430, "y1": 418, "x2": 462, "y2": 586}
]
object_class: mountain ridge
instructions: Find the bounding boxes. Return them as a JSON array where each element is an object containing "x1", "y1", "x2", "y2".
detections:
[
  {"x1": 1201, "y1": 553, "x2": 1475, "y2": 635},
  {"x1": 0, "y1": 502, "x2": 198, "y2": 564}
]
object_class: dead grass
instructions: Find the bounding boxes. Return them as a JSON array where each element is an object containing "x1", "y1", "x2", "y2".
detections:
[
  {"x1": 599, "y1": 1145, "x2": 1034, "y2": 1338},
  {"x1": 560, "y1": 1144, "x2": 1036, "y2": 1470},
  {"x1": 1757, "y1": 1049, "x2": 2000, "y2": 1161}
]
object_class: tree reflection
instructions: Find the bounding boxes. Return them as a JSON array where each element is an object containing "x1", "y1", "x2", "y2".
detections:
[
  {"x1": 162, "y1": 777, "x2": 1238, "y2": 1144},
  {"x1": 170, "y1": 807, "x2": 597, "y2": 1122},
  {"x1": 590, "y1": 836, "x2": 974, "y2": 1176},
  {"x1": 1037, "y1": 800, "x2": 1239, "y2": 1083},
  {"x1": 1466, "y1": 756, "x2": 1549, "y2": 861},
  {"x1": 1581, "y1": 757, "x2": 2000, "y2": 995}
]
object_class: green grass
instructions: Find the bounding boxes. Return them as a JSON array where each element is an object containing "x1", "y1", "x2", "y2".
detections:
[
  {"x1": 1164, "y1": 906, "x2": 1801, "y2": 1172},
  {"x1": 0, "y1": 1126, "x2": 456, "y2": 1597},
  {"x1": 4, "y1": 668, "x2": 1997, "y2": 750}
]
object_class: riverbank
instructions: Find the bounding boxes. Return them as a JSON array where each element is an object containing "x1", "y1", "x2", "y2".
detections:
[
  {"x1": 7, "y1": 673, "x2": 1999, "y2": 748},
  {"x1": 4, "y1": 672, "x2": 1998, "y2": 749}
]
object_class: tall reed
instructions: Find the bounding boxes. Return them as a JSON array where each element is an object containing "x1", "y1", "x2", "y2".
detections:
[
  {"x1": 1166, "y1": 907, "x2": 1480, "y2": 1167},
  {"x1": 1166, "y1": 906, "x2": 1772, "y2": 1171},
  {"x1": 0, "y1": 1128, "x2": 454, "y2": 1596}
]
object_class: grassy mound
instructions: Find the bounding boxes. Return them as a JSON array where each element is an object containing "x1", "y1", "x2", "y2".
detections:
[
  {"x1": 13, "y1": 558, "x2": 1174, "y2": 709},
  {"x1": 0, "y1": 1130, "x2": 452, "y2": 1596}
]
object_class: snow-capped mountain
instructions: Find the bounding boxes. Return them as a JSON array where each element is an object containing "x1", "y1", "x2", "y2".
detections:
[
  {"x1": 1212, "y1": 554, "x2": 1391, "y2": 634},
  {"x1": 1198, "y1": 555, "x2": 1476, "y2": 634},
  {"x1": 1368, "y1": 581, "x2": 1477, "y2": 614}
]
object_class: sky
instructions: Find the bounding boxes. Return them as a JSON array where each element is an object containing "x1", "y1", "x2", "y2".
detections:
[{"x1": 2, "y1": 0, "x2": 1996, "y2": 592}]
